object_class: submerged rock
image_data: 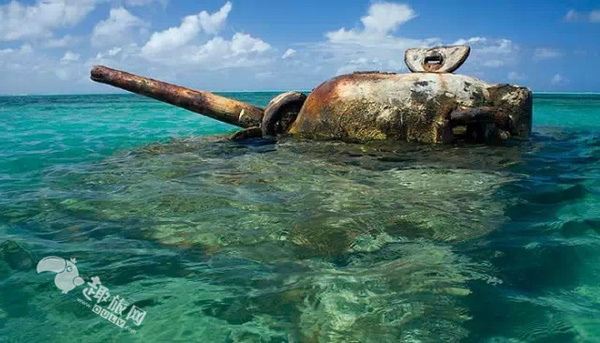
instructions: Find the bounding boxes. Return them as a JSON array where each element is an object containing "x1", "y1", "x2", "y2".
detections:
[
  {"x1": 47, "y1": 137, "x2": 512, "y2": 254},
  {"x1": 26, "y1": 136, "x2": 519, "y2": 342},
  {"x1": 0, "y1": 240, "x2": 34, "y2": 273}
]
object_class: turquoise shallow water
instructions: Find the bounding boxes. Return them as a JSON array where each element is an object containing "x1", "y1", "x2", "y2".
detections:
[{"x1": 1, "y1": 92, "x2": 600, "y2": 342}]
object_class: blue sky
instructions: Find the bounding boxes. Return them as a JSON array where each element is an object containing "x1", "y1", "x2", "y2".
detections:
[{"x1": 0, "y1": 0, "x2": 598, "y2": 94}]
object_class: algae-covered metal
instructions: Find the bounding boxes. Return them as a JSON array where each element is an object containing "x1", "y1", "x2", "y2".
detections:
[{"x1": 90, "y1": 44, "x2": 532, "y2": 144}]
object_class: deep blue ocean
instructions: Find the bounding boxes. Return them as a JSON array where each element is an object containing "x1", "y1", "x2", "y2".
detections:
[{"x1": 1, "y1": 92, "x2": 600, "y2": 342}]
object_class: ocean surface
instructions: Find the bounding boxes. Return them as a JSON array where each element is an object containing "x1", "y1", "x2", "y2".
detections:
[{"x1": 1, "y1": 92, "x2": 599, "y2": 342}]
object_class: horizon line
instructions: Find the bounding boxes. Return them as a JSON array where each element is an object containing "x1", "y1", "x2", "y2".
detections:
[
  {"x1": 1, "y1": 91, "x2": 600, "y2": 97},
  {"x1": 0, "y1": 90, "x2": 314, "y2": 97}
]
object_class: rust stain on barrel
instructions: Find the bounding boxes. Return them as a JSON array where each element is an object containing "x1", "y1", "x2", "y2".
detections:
[{"x1": 91, "y1": 66, "x2": 264, "y2": 128}]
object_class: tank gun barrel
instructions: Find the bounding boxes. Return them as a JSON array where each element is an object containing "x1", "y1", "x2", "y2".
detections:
[{"x1": 90, "y1": 66, "x2": 264, "y2": 128}]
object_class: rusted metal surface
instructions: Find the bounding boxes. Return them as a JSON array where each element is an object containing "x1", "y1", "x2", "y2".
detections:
[
  {"x1": 261, "y1": 92, "x2": 307, "y2": 136},
  {"x1": 91, "y1": 66, "x2": 264, "y2": 128},
  {"x1": 405, "y1": 46, "x2": 470, "y2": 73},
  {"x1": 230, "y1": 127, "x2": 263, "y2": 140},
  {"x1": 450, "y1": 107, "x2": 496, "y2": 123},
  {"x1": 289, "y1": 72, "x2": 531, "y2": 143},
  {"x1": 487, "y1": 84, "x2": 533, "y2": 139}
]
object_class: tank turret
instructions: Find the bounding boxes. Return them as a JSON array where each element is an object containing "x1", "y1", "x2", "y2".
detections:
[{"x1": 91, "y1": 45, "x2": 532, "y2": 144}]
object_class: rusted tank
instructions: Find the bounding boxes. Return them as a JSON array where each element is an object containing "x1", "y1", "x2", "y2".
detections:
[{"x1": 91, "y1": 45, "x2": 532, "y2": 144}]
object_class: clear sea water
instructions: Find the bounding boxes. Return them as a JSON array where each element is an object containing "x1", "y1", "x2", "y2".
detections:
[{"x1": 1, "y1": 92, "x2": 599, "y2": 342}]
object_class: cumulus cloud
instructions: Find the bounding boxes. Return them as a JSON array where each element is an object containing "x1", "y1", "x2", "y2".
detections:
[
  {"x1": 563, "y1": 9, "x2": 600, "y2": 23},
  {"x1": 142, "y1": 33, "x2": 271, "y2": 69},
  {"x1": 0, "y1": 44, "x2": 32, "y2": 57},
  {"x1": 141, "y1": 15, "x2": 201, "y2": 57},
  {"x1": 91, "y1": 46, "x2": 123, "y2": 61},
  {"x1": 230, "y1": 32, "x2": 270, "y2": 54},
  {"x1": 314, "y1": 2, "x2": 438, "y2": 75},
  {"x1": 282, "y1": 48, "x2": 296, "y2": 59},
  {"x1": 44, "y1": 34, "x2": 79, "y2": 48},
  {"x1": 32, "y1": 49, "x2": 82, "y2": 81},
  {"x1": 140, "y1": 2, "x2": 271, "y2": 69},
  {"x1": 88, "y1": 44, "x2": 137, "y2": 67},
  {"x1": 0, "y1": 45, "x2": 42, "y2": 74},
  {"x1": 466, "y1": 38, "x2": 516, "y2": 55},
  {"x1": 0, "y1": 0, "x2": 96, "y2": 41},
  {"x1": 198, "y1": 1, "x2": 232, "y2": 34},
  {"x1": 533, "y1": 48, "x2": 562, "y2": 60},
  {"x1": 0, "y1": 42, "x2": 90, "y2": 93},
  {"x1": 141, "y1": 1, "x2": 231, "y2": 58},
  {"x1": 324, "y1": 2, "x2": 434, "y2": 52},
  {"x1": 281, "y1": 3, "x2": 519, "y2": 78},
  {"x1": 326, "y1": 2, "x2": 416, "y2": 43},
  {"x1": 92, "y1": 7, "x2": 147, "y2": 47},
  {"x1": 453, "y1": 37, "x2": 486, "y2": 46},
  {"x1": 450, "y1": 37, "x2": 518, "y2": 72},
  {"x1": 60, "y1": 51, "x2": 80, "y2": 62}
]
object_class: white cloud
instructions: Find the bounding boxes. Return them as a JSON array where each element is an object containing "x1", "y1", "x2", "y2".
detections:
[
  {"x1": 473, "y1": 38, "x2": 516, "y2": 55},
  {"x1": 141, "y1": 15, "x2": 201, "y2": 57},
  {"x1": 453, "y1": 37, "x2": 486, "y2": 45},
  {"x1": 313, "y1": 2, "x2": 438, "y2": 75},
  {"x1": 288, "y1": 4, "x2": 519, "y2": 78},
  {"x1": 533, "y1": 48, "x2": 562, "y2": 60},
  {"x1": 0, "y1": 0, "x2": 96, "y2": 41},
  {"x1": 551, "y1": 74, "x2": 563, "y2": 85},
  {"x1": 44, "y1": 34, "x2": 78, "y2": 48},
  {"x1": 336, "y1": 57, "x2": 383, "y2": 75},
  {"x1": 0, "y1": 42, "x2": 90, "y2": 93},
  {"x1": 108, "y1": 47, "x2": 122, "y2": 56},
  {"x1": 89, "y1": 43, "x2": 137, "y2": 66},
  {"x1": 326, "y1": 2, "x2": 416, "y2": 43},
  {"x1": 61, "y1": 51, "x2": 80, "y2": 62},
  {"x1": 94, "y1": 47, "x2": 119, "y2": 60},
  {"x1": 198, "y1": 1, "x2": 232, "y2": 34},
  {"x1": 282, "y1": 48, "x2": 296, "y2": 59},
  {"x1": 451, "y1": 37, "x2": 518, "y2": 71},
  {"x1": 0, "y1": 44, "x2": 32, "y2": 57},
  {"x1": 563, "y1": 9, "x2": 600, "y2": 23},
  {"x1": 92, "y1": 7, "x2": 147, "y2": 47},
  {"x1": 230, "y1": 32, "x2": 270, "y2": 54},
  {"x1": 139, "y1": 2, "x2": 271, "y2": 70},
  {"x1": 0, "y1": 44, "x2": 43, "y2": 74},
  {"x1": 143, "y1": 33, "x2": 271, "y2": 69},
  {"x1": 141, "y1": 2, "x2": 232, "y2": 58}
]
